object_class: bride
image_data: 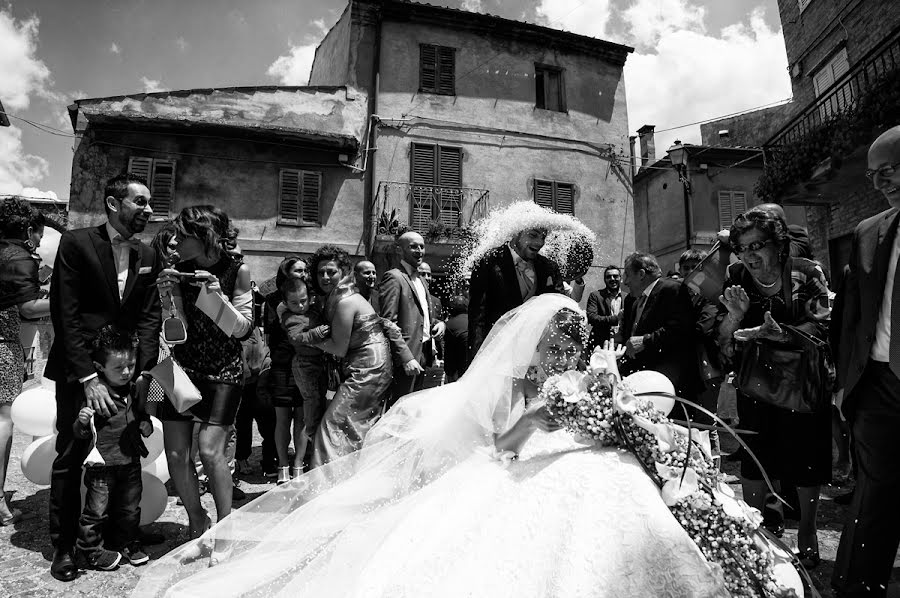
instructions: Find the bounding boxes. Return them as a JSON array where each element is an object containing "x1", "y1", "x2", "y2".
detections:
[{"x1": 134, "y1": 294, "x2": 729, "y2": 597}]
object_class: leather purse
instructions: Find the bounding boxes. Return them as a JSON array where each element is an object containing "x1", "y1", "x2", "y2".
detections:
[
  {"x1": 734, "y1": 259, "x2": 833, "y2": 413},
  {"x1": 162, "y1": 294, "x2": 187, "y2": 345}
]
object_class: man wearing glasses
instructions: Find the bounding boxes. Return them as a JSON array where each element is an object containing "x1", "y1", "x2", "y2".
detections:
[
  {"x1": 44, "y1": 173, "x2": 161, "y2": 581},
  {"x1": 585, "y1": 265, "x2": 624, "y2": 350},
  {"x1": 833, "y1": 125, "x2": 900, "y2": 598}
]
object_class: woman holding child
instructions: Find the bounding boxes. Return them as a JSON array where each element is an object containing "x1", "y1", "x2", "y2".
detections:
[{"x1": 154, "y1": 206, "x2": 254, "y2": 558}]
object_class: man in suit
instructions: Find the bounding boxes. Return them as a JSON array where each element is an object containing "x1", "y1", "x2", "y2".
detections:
[
  {"x1": 354, "y1": 259, "x2": 379, "y2": 312},
  {"x1": 832, "y1": 126, "x2": 900, "y2": 598},
  {"x1": 617, "y1": 252, "x2": 697, "y2": 398},
  {"x1": 379, "y1": 231, "x2": 443, "y2": 407},
  {"x1": 585, "y1": 265, "x2": 624, "y2": 350},
  {"x1": 468, "y1": 227, "x2": 563, "y2": 361},
  {"x1": 45, "y1": 173, "x2": 161, "y2": 580}
]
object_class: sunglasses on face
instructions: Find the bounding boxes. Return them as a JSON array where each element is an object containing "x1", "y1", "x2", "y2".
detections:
[
  {"x1": 866, "y1": 161, "x2": 900, "y2": 180},
  {"x1": 732, "y1": 239, "x2": 776, "y2": 254}
]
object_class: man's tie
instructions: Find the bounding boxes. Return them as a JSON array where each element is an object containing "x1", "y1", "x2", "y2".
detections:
[
  {"x1": 112, "y1": 236, "x2": 141, "y2": 251},
  {"x1": 633, "y1": 294, "x2": 648, "y2": 332},
  {"x1": 890, "y1": 263, "x2": 900, "y2": 379},
  {"x1": 516, "y1": 260, "x2": 535, "y2": 298}
]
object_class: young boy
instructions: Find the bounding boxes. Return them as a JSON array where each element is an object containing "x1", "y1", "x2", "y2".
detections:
[{"x1": 73, "y1": 326, "x2": 153, "y2": 570}]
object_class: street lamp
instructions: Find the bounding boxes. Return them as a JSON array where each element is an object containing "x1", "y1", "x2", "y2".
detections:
[{"x1": 666, "y1": 140, "x2": 693, "y2": 249}]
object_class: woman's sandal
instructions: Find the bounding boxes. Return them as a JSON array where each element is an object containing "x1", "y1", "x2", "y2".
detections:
[
  {"x1": 797, "y1": 549, "x2": 821, "y2": 570},
  {"x1": 179, "y1": 513, "x2": 213, "y2": 564},
  {"x1": 208, "y1": 541, "x2": 234, "y2": 567},
  {"x1": 0, "y1": 508, "x2": 22, "y2": 526}
]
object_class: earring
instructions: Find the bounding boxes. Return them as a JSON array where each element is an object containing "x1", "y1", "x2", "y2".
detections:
[{"x1": 24, "y1": 239, "x2": 35, "y2": 251}]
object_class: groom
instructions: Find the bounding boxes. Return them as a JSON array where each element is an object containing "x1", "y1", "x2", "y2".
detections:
[{"x1": 468, "y1": 227, "x2": 563, "y2": 361}]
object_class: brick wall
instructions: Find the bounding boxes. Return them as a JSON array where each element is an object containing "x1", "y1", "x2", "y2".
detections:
[{"x1": 700, "y1": 104, "x2": 797, "y2": 147}]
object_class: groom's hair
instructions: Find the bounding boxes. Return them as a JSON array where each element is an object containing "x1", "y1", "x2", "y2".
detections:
[{"x1": 103, "y1": 172, "x2": 149, "y2": 215}]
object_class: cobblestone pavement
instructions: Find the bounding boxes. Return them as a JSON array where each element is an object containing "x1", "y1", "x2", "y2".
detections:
[{"x1": 2, "y1": 423, "x2": 899, "y2": 597}]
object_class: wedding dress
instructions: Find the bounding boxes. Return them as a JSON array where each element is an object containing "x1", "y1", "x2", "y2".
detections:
[{"x1": 134, "y1": 294, "x2": 729, "y2": 598}]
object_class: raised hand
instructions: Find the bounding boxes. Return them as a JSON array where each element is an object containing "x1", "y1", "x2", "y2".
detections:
[
  {"x1": 734, "y1": 311, "x2": 787, "y2": 343},
  {"x1": 719, "y1": 285, "x2": 750, "y2": 319}
]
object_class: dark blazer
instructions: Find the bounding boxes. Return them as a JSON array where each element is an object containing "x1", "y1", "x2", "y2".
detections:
[
  {"x1": 46, "y1": 224, "x2": 162, "y2": 383},
  {"x1": 836, "y1": 208, "x2": 900, "y2": 410},
  {"x1": 378, "y1": 265, "x2": 428, "y2": 365},
  {"x1": 618, "y1": 277, "x2": 698, "y2": 396},
  {"x1": 468, "y1": 245, "x2": 562, "y2": 359},
  {"x1": 586, "y1": 287, "x2": 622, "y2": 348}
]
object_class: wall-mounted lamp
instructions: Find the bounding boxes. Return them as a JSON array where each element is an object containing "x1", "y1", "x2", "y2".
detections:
[{"x1": 666, "y1": 140, "x2": 693, "y2": 249}]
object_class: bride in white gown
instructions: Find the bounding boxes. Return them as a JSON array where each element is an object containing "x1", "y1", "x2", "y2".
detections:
[{"x1": 134, "y1": 294, "x2": 729, "y2": 598}]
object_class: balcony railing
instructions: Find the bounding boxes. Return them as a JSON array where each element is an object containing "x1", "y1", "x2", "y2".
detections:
[
  {"x1": 373, "y1": 181, "x2": 490, "y2": 239},
  {"x1": 768, "y1": 29, "x2": 900, "y2": 147}
]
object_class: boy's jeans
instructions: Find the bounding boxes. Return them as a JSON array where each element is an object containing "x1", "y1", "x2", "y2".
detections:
[{"x1": 76, "y1": 462, "x2": 142, "y2": 560}]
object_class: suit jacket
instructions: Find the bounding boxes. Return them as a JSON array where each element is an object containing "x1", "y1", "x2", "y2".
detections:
[
  {"x1": 46, "y1": 224, "x2": 162, "y2": 384},
  {"x1": 468, "y1": 245, "x2": 562, "y2": 359},
  {"x1": 836, "y1": 208, "x2": 900, "y2": 410},
  {"x1": 585, "y1": 287, "x2": 622, "y2": 348},
  {"x1": 618, "y1": 277, "x2": 698, "y2": 396},
  {"x1": 428, "y1": 293, "x2": 444, "y2": 360},
  {"x1": 378, "y1": 266, "x2": 429, "y2": 366}
]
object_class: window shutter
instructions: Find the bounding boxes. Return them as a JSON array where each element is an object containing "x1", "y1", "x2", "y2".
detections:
[
  {"x1": 437, "y1": 146, "x2": 462, "y2": 226},
  {"x1": 128, "y1": 157, "x2": 153, "y2": 183},
  {"x1": 437, "y1": 46, "x2": 455, "y2": 95},
  {"x1": 555, "y1": 183, "x2": 575, "y2": 215},
  {"x1": 546, "y1": 70, "x2": 561, "y2": 112},
  {"x1": 732, "y1": 191, "x2": 747, "y2": 216},
  {"x1": 300, "y1": 170, "x2": 321, "y2": 224},
  {"x1": 437, "y1": 147, "x2": 461, "y2": 187},
  {"x1": 420, "y1": 45, "x2": 437, "y2": 93},
  {"x1": 150, "y1": 159, "x2": 175, "y2": 215},
  {"x1": 279, "y1": 169, "x2": 301, "y2": 223},
  {"x1": 534, "y1": 179, "x2": 554, "y2": 209},
  {"x1": 718, "y1": 191, "x2": 734, "y2": 230},
  {"x1": 535, "y1": 70, "x2": 546, "y2": 109},
  {"x1": 410, "y1": 144, "x2": 437, "y2": 232}
]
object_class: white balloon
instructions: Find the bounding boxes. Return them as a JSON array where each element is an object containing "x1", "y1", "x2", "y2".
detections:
[
  {"x1": 142, "y1": 452, "x2": 170, "y2": 484},
  {"x1": 140, "y1": 470, "x2": 169, "y2": 526},
  {"x1": 623, "y1": 370, "x2": 676, "y2": 416},
  {"x1": 140, "y1": 416, "x2": 165, "y2": 467},
  {"x1": 20, "y1": 434, "x2": 57, "y2": 486},
  {"x1": 10, "y1": 387, "x2": 57, "y2": 437}
]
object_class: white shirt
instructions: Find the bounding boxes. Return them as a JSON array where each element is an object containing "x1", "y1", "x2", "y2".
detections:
[
  {"x1": 105, "y1": 221, "x2": 132, "y2": 301},
  {"x1": 871, "y1": 230, "x2": 900, "y2": 361},
  {"x1": 401, "y1": 261, "x2": 431, "y2": 342},
  {"x1": 508, "y1": 243, "x2": 536, "y2": 300}
]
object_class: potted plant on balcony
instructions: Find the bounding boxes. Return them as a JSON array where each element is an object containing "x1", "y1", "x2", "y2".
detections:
[{"x1": 424, "y1": 220, "x2": 476, "y2": 244}]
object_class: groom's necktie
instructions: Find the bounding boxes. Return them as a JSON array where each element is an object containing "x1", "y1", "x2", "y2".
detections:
[{"x1": 516, "y1": 259, "x2": 535, "y2": 300}]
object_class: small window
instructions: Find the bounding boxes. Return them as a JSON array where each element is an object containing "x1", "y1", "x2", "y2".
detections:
[
  {"x1": 717, "y1": 190, "x2": 748, "y2": 230},
  {"x1": 798, "y1": 0, "x2": 812, "y2": 12},
  {"x1": 812, "y1": 47, "x2": 850, "y2": 97},
  {"x1": 534, "y1": 179, "x2": 575, "y2": 214},
  {"x1": 128, "y1": 156, "x2": 176, "y2": 217},
  {"x1": 278, "y1": 169, "x2": 322, "y2": 226},
  {"x1": 419, "y1": 44, "x2": 455, "y2": 95},
  {"x1": 535, "y1": 64, "x2": 566, "y2": 112},
  {"x1": 410, "y1": 143, "x2": 463, "y2": 232}
]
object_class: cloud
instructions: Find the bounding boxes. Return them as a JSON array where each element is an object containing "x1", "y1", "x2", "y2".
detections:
[
  {"x1": 140, "y1": 77, "x2": 165, "y2": 93},
  {"x1": 622, "y1": 0, "x2": 705, "y2": 50},
  {"x1": 625, "y1": 8, "x2": 791, "y2": 153},
  {"x1": 0, "y1": 125, "x2": 53, "y2": 197},
  {"x1": 0, "y1": 11, "x2": 51, "y2": 110},
  {"x1": 266, "y1": 19, "x2": 331, "y2": 86},
  {"x1": 109, "y1": 41, "x2": 120, "y2": 55},
  {"x1": 175, "y1": 36, "x2": 189, "y2": 52},
  {"x1": 20, "y1": 187, "x2": 59, "y2": 200},
  {"x1": 535, "y1": 0, "x2": 611, "y2": 38},
  {"x1": 460, "y1": 0, "x2": 485, "y2": 12}
]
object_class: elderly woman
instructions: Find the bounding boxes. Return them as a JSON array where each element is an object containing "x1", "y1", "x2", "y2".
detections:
[
  {"x1": 717, "y1": 207, "x2": 831, "y2": 568},
  {"x1": 0, "y1": 197, "x2": 50, "y2": 524}
]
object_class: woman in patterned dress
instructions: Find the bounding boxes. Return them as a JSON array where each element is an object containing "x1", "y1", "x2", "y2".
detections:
[
  {"x1": 155, "y1": 206, "x2": 253, "y2": 552},
  {"x1": 0, "y1": 197, "x2": 50, "y2": 525}
]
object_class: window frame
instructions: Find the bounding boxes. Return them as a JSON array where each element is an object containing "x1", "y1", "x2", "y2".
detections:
[
  {"x1": 798, "y1": 0, "x2": 812, "y2": 13},
  {"x1": 533, "y1": 178, "x2": 575, "y2": 215},
  {"x1": 534, "y1": 63, "x2": 567, "y2": 113},
  {"x1": 277, "y1": 168, "x2": 323, "y2": 227},
  {"x1": 409, "y1": 142, "x2": 464, "y2": 232},
  {"x1": 419, "y1": 44, "x2": 456, "y2": 96}
]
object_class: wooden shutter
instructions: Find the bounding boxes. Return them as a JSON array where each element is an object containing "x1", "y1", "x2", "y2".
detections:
[
  {"x1": 718, "y1": 190, "x2": 748, "y2": 229},
  {"x1": 300, "y1": 170, "x2": 321, "y2": 224},
  {"x1": 546, "y1": 70, "x2": 562, "y2": 112},
  {"x1": 150, "y1": 159, "x2": 175, "y2": 215},
  {"x1": 437, "y1": 146, "x2": 462, "y2": 226},
  {"x1": 534, "y1": 179, "x2": 554, "y2": 209},
  {"x1": 732, "y1": 191, "x2": 748, "y2": 216},
  {"x1": 437, "y1": 46, "x2": 455, "y2": 95},
  {"x1": 555, "y1": 183, "x2": 574, "y2": 215},
  {"x1": 128, "y1": 157, "x2": 153, "y2": 183},
  {"x1": 410, "y1": 144, "x2": 436, "y2": 232},
  {"x1": 279, "y1": 169, "x2": 301, "y2": 223},
  {"x1": 420, "y1": 45, "x2": 437, "y2": 93}
]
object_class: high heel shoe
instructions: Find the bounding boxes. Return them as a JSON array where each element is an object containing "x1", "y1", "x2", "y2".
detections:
[
  {"x1": 179, "y1": 513, "x2": 213, "y2": 564},
  {"x1": 0, "y1": 492, "x2": 23, "y2": 526},
  {"x1": 290, "y1": 466, "x2": 304, "y2": 479},
  {"x1": 276, "y1": 466, "x2": 290, "y2": 485},
  {"x1": 797, "y1": 548, "x2": 821, "y2": 570},
  {"x1": 208, "y1": 541, "x2": 234, "y2": 567}
]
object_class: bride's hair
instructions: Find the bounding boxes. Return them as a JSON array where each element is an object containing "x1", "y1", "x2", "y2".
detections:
[{"x1": 548, "y1": 308, "x2": 587, "y2": 347}]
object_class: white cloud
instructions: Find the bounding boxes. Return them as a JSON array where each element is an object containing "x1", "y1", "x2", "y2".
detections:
[
  {"x1": 535, "y1": 0, "x2": 611, "y2": 38},
  {"x1": 622, "y1": 0, "x2": 705, "y2": 50},
  {"x1": 625, "y1": 8, "x2": 791, "y2": 153},
  {"x1": 20, "y1": 186, "x2": 59, "y2": 200},
  {"x1": 175, "y1": 36, "x2": 189, "y2": 52},
  {"x1": 140, "y1": 77, "x2": 165, "y2": 93},
  {"x1": 0, "y1": 11, "x2": 51, "y2": 110},
  {"x1": 109, "y1": 41, "x2": 120, "y2": 54},
  {"x1": 0, "y1": 125, "x2": 52, "y2": 196},
  {"x1": 461, "y1": 0, "x2": 485, "y2": 12},
  {"x1": 267, "y1": 20, "x2": 331, "y2": 86}
]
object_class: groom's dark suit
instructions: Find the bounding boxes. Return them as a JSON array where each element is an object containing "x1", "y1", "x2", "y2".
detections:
[
  {"x1": 45, "y1": 223, "x2": 161, "y2": 553},
  {"x1": 617, "y1": 277, "x2": 697, "y2": 398},
  {"x1": 467, "y1": 244, "x2": 562, "y2": 361},
  {"x1": 833, "y1": 207, "x2": 900, "y2": 596}
]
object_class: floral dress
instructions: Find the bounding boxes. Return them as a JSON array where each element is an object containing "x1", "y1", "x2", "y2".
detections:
[{"x1": 0, "y1": 240, "x2": 41, "y2": 403}]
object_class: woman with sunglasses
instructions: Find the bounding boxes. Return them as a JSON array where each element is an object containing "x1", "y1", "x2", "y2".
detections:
[{"x1": 716, "y1": 206, "x2": 832, "y2": 569}]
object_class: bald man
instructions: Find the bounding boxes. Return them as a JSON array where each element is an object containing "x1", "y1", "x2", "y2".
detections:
[
  {"x1": 833, "y1": 125, "x2": 900, "y2": 598},
  {"x1": 354, "y1": 260, "x2": 379, "y2": 311},
  {"x1": 378, "y1": 231, "x2": 429, "y2": 407}
]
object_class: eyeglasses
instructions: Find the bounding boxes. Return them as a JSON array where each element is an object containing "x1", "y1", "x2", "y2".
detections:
[
  {"x1": 865, "y1": 161, "x2": 900, "y2": 180},
  {"x1": 732, "y1": 239, "x2": 775, "y2": 254}
]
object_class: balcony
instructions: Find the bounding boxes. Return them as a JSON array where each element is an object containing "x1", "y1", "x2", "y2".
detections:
[
  {"x1": 768, "y1": 30, "x2": 900, "y2": 147},
  {"x1": 372, "y1": 181, "x2": 490, "y2": 242}
]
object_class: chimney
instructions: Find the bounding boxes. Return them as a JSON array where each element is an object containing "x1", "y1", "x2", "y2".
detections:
[
  {"x1": 628, "y1": 136, "x2": 637, "y2": 178},
  {"x1": 637, "y1": 124, "x2": 656, "y2": 168}
]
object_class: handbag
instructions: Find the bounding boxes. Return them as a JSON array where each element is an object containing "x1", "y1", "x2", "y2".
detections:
[
  {"x1": 162, "y1": 294, "x2": 188, "y2": 345},
  {"x1": 145, "y1": 356, "x2": 202, "y2": 413},
  {"x1": 734, "y1": 259, "x2": 833, "y2": 413}
]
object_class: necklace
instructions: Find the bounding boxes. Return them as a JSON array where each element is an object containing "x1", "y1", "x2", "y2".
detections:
[{"x1": 752, "y1": 275, "x2": 779, "y2": 289}]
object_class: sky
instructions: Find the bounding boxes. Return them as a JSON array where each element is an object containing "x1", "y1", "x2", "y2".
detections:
[{"x1": 1, "y1": 0, "x2": 792, "y2": 201}]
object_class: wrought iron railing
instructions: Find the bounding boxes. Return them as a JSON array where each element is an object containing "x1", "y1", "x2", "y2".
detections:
[
  {"x1": 372, "y1": 181, "x2": 489, "y2": 238},
  {"x1": 767, "y1": 29, "x2": 900, "y2": 147}
]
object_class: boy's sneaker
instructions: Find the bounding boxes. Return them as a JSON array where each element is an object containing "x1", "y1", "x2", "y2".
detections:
[
  {"x1": 121, "y1": 544, "x2": 149, "y2": 566},
  {"x1": 88, "y1": 548, "x2": 122, "y2": 570}
]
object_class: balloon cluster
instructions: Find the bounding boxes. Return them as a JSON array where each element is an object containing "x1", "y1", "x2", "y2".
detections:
[{"x1": 12, "y1": 385, "x2": 170, "y2": 525}]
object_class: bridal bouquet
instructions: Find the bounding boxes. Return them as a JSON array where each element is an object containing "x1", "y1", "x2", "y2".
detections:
[{"x1": 538, "y1": 368, "x2": 801, "y2": 598}]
